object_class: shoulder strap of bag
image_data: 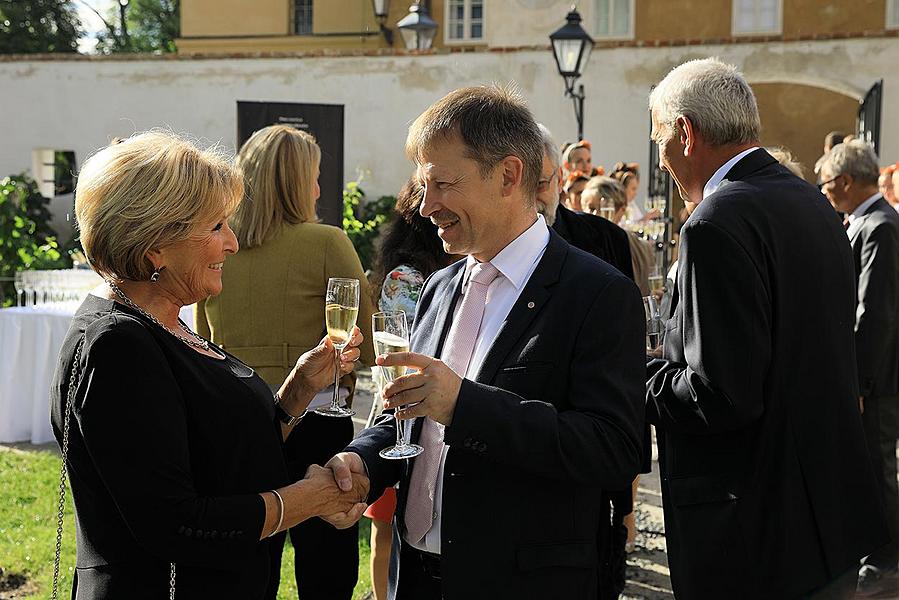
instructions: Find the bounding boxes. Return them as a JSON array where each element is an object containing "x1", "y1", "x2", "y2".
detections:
[{"x1": 51, "y1": 336, "x2": 176, "y2": 599}]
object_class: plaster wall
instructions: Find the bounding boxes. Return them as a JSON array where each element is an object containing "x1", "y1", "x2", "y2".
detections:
[{"x1": 2, "y1": 38, "x2": 896, "y2": 220}]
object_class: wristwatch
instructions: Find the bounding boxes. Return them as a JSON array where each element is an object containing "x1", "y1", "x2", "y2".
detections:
[{"x1": 274, "y1": 393, "x2": 306, "y2": 426}]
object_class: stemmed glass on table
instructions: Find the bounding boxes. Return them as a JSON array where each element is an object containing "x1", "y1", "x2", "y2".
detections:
[
  {"x1": 372, "y1": 311, "x2": 423, "y2": 460},
  {"x1": 314, "y1": 277, "x2": 359, "y2": 418}
]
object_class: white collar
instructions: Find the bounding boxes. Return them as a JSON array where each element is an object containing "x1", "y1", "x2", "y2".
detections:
[
  {"x1": 848, "y1": 193, "x2": 883, "y2": 223},
  {"x1": 702, "y1": 147, "x2": 760, "y2": 200},
  {"x1": 462, "y1": 214, "x2": 550, "y2": 292}
]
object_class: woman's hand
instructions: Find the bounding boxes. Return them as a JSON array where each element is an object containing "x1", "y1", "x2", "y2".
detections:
[
  {"x1": 278, "y1": 327, "x2": 364, "y2": 415},
  {"x1": 303, "y1": 463, "x2": 369, "y2": 523}
]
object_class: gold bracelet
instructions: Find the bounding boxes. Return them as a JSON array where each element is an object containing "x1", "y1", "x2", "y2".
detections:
[{"x1": 267, "y1": 489, "x2": 285, "y2": 538}]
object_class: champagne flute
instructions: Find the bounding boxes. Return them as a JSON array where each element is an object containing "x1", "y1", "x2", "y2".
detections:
[
  {"x1": 314, "y1": 278, "x2": 359, "y2": 418},
  {"x1": 372, "y1": 311, "x2": 423, "y2": 459},
  {"x1": 643, "y1": 295, "x2": 664, "y2": 352}
]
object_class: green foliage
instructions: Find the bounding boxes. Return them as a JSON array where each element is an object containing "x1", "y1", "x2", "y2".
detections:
[
  {"x1": 0, "y1": 0, "x2": 80, "y2": 54},
  {"x1": 95, "y1": 0, "x2": 179, "y2": 54},
  {"x1": 343, "y1": 181, "x2": 395, "y2": 272},
  {"x1": 0, "y1": 174, "x2": 71, "y2": 306}
]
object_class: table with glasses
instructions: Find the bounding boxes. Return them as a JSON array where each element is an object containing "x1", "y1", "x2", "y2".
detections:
[
  {"x1": 0, "y1": 304, "x2": 80, "y2": 444},
  {"x1": 0, "y1": 269, "x2": 195, "y2": 445}
]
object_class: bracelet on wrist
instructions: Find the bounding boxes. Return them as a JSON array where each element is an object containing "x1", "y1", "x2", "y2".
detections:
[{"x1": 267, "y1": 489, "x2": 285, "y2": 538}]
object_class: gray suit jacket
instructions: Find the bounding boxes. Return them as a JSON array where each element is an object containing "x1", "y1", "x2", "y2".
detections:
[{"x1": 848, "y1": 195, "x2": 899, "y2": 399}]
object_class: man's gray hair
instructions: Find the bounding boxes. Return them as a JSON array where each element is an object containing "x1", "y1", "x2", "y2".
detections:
[
  {"x1": 649, "y1": 58, "x2": 760, "y2": 147},
  {"x1": 537, "y1": 123, "x2": 561, "y2": 169},
  {"x1": 820, "y1": 140, "x2": 880, "y2": 185}
]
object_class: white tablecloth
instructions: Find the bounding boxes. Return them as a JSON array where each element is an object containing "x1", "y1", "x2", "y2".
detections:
[{"x1": 0, "y1": 302, "x2": 195, "y2": 444}]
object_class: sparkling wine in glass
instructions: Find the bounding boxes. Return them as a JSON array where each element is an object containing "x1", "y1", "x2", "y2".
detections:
[
  {"x1": 643, "y1": 295, "x2": 664, "y2": 352},
  {"x1": 314, "y1": 278, "x2": 359, "y2": 418},
  {"x1": 372, "y1": 311, "x2": 423, "y2": 459}
]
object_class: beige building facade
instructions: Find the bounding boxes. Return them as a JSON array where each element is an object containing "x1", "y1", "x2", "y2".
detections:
[
  {"x1": 3, "y1": 0, "x2": 896, "y2": 236},
  {"x1": 173, "y1": 0, "x2": 898, "y2": 182}
]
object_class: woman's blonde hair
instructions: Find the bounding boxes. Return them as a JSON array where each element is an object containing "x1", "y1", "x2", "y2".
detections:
[
  {"x1": 231, "y1": 125, "x2": 321, "y2": 248},
  {"x1": 75, "y1": 131, "x2": 243, "y2": 281}
]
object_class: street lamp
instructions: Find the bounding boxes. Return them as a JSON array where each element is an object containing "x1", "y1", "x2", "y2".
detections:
[
  {"x1": 397, "y1": 2, "x2": 438, "y2": 51},
  {"x1": 549, "y1": 6, "x2": 594, "y2": 141},
  {"x1": 371, "y1": 0, "x2": 394, "y2": 45}
]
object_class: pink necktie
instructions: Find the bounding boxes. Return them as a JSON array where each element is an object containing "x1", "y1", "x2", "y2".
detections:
[{"x1": 404, "y1": 261, "x2": 500, "y2": 544}]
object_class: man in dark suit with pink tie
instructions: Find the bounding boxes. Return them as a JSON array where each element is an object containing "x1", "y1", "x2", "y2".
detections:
[{"x1": 323, "y1": 85, "x2": 646, "y2": 600}]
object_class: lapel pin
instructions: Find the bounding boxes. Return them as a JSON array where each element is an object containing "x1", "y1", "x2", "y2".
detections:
[{"x1": 527, "y1": 301, "x2": 535, "y2": 309}]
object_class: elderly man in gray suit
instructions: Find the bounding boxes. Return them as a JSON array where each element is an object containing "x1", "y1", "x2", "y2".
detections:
[{"x1": 820, "y1": 140, "x2": 899, "y2": 597}]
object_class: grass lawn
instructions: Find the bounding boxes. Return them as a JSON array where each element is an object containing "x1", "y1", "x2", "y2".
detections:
[{"x1": 0, "y1": 447, "x2": 373, "y2": 599}]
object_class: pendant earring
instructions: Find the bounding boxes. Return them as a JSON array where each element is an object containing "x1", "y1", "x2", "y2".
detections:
[{"x1": 150, "y1": 267, "x2": 163, "y2": 283}]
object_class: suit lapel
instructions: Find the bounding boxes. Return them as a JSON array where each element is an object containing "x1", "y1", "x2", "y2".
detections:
[
  {"x1": 848, "y1": 196, "x2": 886, "y2": 244},
  {"x1": 473, "y1": 231, "x2": 567, "y2": 383}
]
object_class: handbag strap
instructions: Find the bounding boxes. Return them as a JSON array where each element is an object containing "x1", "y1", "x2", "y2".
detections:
[{"x1": 51, "y1": 336, "x2": 176, "y2": 599}]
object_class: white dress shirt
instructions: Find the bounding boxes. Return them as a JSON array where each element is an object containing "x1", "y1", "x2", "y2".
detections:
[
  {"x1": 702, "y1": 147, "x2": 760, "y2": 200},
  {"x1": 408, "y1": 214, "x2": 551, "y2": 554},
  {"x1": 847, "y1": 193, "x2": 882, "y2": 226}
]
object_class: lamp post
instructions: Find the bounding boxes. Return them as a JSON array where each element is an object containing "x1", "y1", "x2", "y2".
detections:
[
  {"x1": 397, "y1": 2, "x2": 438, "y2": 51},
  {"x1": 371, "y1": 0, "x2": 394, "y2": 45},
  {"x1": 549, "y1": 7, "x2": 594, "y2": 141}
]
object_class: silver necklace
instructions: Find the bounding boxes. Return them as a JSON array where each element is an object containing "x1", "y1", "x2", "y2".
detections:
[{"x1": 107, "y1": 279, "x2": 211, "y2": 351}]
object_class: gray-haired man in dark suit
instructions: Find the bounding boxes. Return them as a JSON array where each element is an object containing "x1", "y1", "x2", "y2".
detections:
[{"x1": 820, "y1": 139, "x2": 899, "y2": 597}]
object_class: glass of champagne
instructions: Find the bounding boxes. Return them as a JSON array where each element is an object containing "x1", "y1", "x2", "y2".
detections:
[
  {"x1": 372, "y1": 311, "x2": 423, "y2": 459},
  {"x1": 643, "y1": 295, "x2": 664, "y2": 352},
  {"x1": 315, "y1": 278, "x2": 359, "y2": 418}
]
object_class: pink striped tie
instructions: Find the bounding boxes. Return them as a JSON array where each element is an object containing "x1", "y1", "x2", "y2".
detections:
[{"x1": 404, "y1": 261, "x2": 500, "y2": 544}]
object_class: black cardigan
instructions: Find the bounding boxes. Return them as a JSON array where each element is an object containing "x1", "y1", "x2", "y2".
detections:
[{"x1": 50, "y1": 294, "x2": 289, "y2": 599}]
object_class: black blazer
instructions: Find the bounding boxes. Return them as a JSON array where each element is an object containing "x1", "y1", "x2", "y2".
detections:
[
  {"x1": 552, "y1": 204, "x2": 635, "y2": 280},
  {"x1": 50, "y1": 295, "x2": 286, "y2": 599},
  {"x1": 847, "y1": 196, "x2": 899, "y2": 399},
  {"x1": 348, "y1": 230, "x2": 645, "y2": 600},
  {"x1": 646, "y1": 149, "x2": 886, "y2": 598}
]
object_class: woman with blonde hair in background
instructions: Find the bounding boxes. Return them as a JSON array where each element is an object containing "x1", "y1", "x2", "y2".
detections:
[{"x1": 197, "y1": 125, "x2": 376, "y2": 600}]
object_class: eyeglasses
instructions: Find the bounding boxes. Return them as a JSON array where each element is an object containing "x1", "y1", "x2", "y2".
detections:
[
  {"x1": 537, "y1": 172, "x2": 558, "y2": 192},
  {"x1": 818, "y1": 175, "x2": 842, "y2": 191}
]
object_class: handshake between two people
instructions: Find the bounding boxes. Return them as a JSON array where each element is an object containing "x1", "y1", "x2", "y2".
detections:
[{"x1": 318, "y1": 350, "x2": 466, "y2": 530}]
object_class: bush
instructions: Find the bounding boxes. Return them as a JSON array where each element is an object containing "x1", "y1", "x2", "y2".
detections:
[
  {"x1": 0, "y1": 174, "x2": 71, "y2": 306},
  {"x1": 343, "y1": 181, "x2": 395, "y2": 272}
]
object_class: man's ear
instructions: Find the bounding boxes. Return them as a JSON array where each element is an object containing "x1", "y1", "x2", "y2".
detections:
[
  {"x1": 499, "y1": 155, "x2": 524, "y2": 197},
  {"x1": 676, "y1": 116, "x2": 696, "y2": 157},
  {"x1": 840, "y1": 174, "x2": 854, "y2": 192}
]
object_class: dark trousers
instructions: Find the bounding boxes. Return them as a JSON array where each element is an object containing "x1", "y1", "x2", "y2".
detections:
[
  {"x1": 395, "y1": 541, "x2": 442, "y2": 600},
  {"x1": 265, "y1": 414, "x2": 359, "y2": 600},
  {"x1": 801, "y1": 567, "x2": 859, "y2": 599},
  {"x1": 862, "y1": 395, "x2": 899, "y2": 569}
]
